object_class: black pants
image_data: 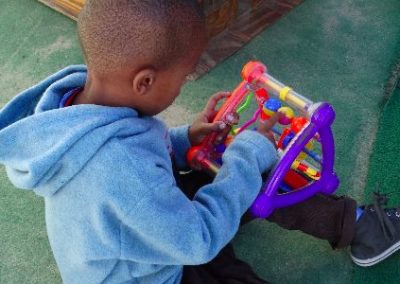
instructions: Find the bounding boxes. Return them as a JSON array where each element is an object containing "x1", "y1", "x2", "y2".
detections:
[{"x1": 177, "y1": 171, "x2": 357, "y2": 284}]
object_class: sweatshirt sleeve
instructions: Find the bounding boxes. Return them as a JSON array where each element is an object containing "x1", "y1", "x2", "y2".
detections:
[
  {"x1": 120, "y1": 130, "x2": 278, "y2": 265},
  {"x1": 168, "y1": 125, "x2": 191, "y2": 169}
]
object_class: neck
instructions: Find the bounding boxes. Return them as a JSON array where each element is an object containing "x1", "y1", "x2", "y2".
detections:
[{"x1": 74, "y1": 73, "x2": 125, "y2": 107}]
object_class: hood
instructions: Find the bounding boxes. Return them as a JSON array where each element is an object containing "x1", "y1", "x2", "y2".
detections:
[{"x1": 0, "y1": 65, "x2": 144, "y2": 196}]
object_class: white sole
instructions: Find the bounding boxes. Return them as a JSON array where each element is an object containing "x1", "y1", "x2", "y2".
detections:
[{"x1": 351, "y1": 240, "x2": 400, "y2": 267}]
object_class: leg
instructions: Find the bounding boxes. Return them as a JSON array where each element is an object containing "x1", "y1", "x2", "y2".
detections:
[
  {"x1": 267, "y1": 194, "x2": 357, "y2": 249},
  {"x1": 242, "y1": 193, "x2": 357, "y2": 249},
  {"x1": 238, "y1": 169, "x2": 358, "y2": 248},
  {"x1": 176, "y1": 168, "x2": 400, "y2": 267},
  {"x1": 175, "y1": 166, "x2": 357, "y2": 249},
  {"x1": 181, "y1": 243, "x2": 268, "y2": 284},
  {"x1": 244, "y1": 190, "x2": 400, "y2": 266},
  {"x1": 174, "y1": 169, "x2": 213, "y2": 200}
]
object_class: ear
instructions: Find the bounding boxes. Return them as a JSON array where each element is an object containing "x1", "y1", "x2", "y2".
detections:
[{"x1": 132, "y1": 68, "x2": 156, "y2": 96}]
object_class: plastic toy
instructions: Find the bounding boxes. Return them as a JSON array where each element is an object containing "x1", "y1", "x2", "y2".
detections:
[{"x1": 187, "y1": 61, "x2": 339, "y2": 218}]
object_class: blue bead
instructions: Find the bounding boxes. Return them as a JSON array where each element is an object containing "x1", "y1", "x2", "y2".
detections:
[
  {"x1": 282, "y1": 132, "x2": 295, "y2": 148},
  {"x1": 264, "y1": 98, "x2": 282, "y2": 112}
]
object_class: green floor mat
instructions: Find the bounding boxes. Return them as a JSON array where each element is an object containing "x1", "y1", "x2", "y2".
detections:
[
  {"x1": 0, "y1": 0, "x2": 83, "y2": 107},
  {"x1": 353, "y1": 81, "x2": 400, "y2": 282},
  {"x1": 0, "y1": 173, "x2": 61, "y2": 283}
]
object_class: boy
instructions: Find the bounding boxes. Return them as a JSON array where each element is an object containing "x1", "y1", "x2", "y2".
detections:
[{"x1": 0, "y1": 1, "x2": 399, "y2": 283}]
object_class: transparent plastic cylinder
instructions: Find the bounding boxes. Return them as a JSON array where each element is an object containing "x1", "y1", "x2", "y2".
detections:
[{"x1": 257, "y1": 74, "x2": 314, "y2": 115}]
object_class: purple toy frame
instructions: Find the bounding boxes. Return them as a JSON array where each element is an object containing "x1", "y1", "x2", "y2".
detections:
[{"x1": 251, "y1": 103, "x2": 339, "y2": 218}]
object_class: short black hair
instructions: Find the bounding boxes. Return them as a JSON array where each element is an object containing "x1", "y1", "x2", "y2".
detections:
[{"x1": 78, "y1": 0, "x2": 205, "y2": 74}]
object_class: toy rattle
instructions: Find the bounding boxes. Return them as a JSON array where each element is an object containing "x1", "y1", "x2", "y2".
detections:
[{"x1": 187, "y1": 61, "x2": 339, "y2": 218}]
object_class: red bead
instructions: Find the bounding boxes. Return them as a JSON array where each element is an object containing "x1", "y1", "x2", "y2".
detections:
[{"x1": 291, "y1": 117, "x2": 308, "y2": 133}]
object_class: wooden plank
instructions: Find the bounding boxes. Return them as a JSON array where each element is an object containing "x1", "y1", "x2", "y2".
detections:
[
  {"x1": 39, "y1": 0, "x2": 83, "y2": 20},
  {"x1": 191, "y1": 0, "x2": 304, "y2": 79}
]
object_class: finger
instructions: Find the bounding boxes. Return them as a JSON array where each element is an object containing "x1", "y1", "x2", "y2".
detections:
[
  {"x1": 259, "y1": 112, "x2": 280, "y2": 132},
  {"x1": 197, "y1": 121, "x2": 227, "y2": 136},
  {"x1": 203, "y1": 109, "x2": 219, "y2": 122},
  {"x1": 215, "y1": 126, "x2": 232, "y2": 144},
  {"x1": 230, "y1": 112, "x2": 240, "y2": 125},
  {"x1": 204, "y1": 91, "x2": 230, "y2": 114},
  {"x1": 266, "y1": 131, "x2": 276, "y2": 143}
]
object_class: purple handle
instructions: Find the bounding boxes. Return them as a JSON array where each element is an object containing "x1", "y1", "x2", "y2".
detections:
[{"x1": 251, "y1": 103, "x2": 340, "y2": 218}]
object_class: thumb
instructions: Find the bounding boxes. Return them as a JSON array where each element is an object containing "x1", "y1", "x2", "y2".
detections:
[
  {"x1": 197, "y1": 121, "x2": 227, "y2": 135},
  {"x1": 259, "y1": 112, "x2": 280, "y2": 132}
]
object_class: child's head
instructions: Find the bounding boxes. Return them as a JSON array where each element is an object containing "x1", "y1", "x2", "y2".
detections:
[{"x1": 77, "y1": 0, "x2": 207, "y2": 115}]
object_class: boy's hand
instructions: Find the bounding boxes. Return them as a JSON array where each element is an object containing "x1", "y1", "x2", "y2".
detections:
[
  {"x1": 257, "y1": 113, "x2": 280, "y2": 146},
  {"x1": 189, "y1": 91, "x2": 233, "y2": 145}
]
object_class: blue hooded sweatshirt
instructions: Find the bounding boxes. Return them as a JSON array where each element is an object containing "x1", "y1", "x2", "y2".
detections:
[{"x1": 0, "y1": 66, "x2": 278, "y2": 283}]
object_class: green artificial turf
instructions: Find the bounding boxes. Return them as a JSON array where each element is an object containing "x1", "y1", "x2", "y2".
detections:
[
  {"x1": 353, "y1": 77, "x2": 400, "y2": 282},
  {"x1": 0, "y1": 0, "x2": 400, "y2": 283},
  {"x1": 0, "y1": 0, "x2": 83, "y2": 107}
]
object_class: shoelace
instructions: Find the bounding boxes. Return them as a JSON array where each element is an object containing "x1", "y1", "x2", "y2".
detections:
[{"x1": 369, "y1": 192, "x2": 396, "y2": 241}]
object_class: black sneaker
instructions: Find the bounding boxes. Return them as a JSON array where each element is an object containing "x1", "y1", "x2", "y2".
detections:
[{"x1": 350, "y1": 192, "x2": 400, "y2": 267}]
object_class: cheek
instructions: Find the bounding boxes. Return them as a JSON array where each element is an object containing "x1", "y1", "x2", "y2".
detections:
[
  {"x1": 174, "y1": 86, "x2": 181, "y2": 97},
  {"x1": 169, "y1": 79, "x2": 183, "y2": 98},
  {"x1": 160, "y1": 85, "x2": 180, "y2": 106},
  {"x1": 167, "y1": 89, "x2": 180, "y2": 105}
]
